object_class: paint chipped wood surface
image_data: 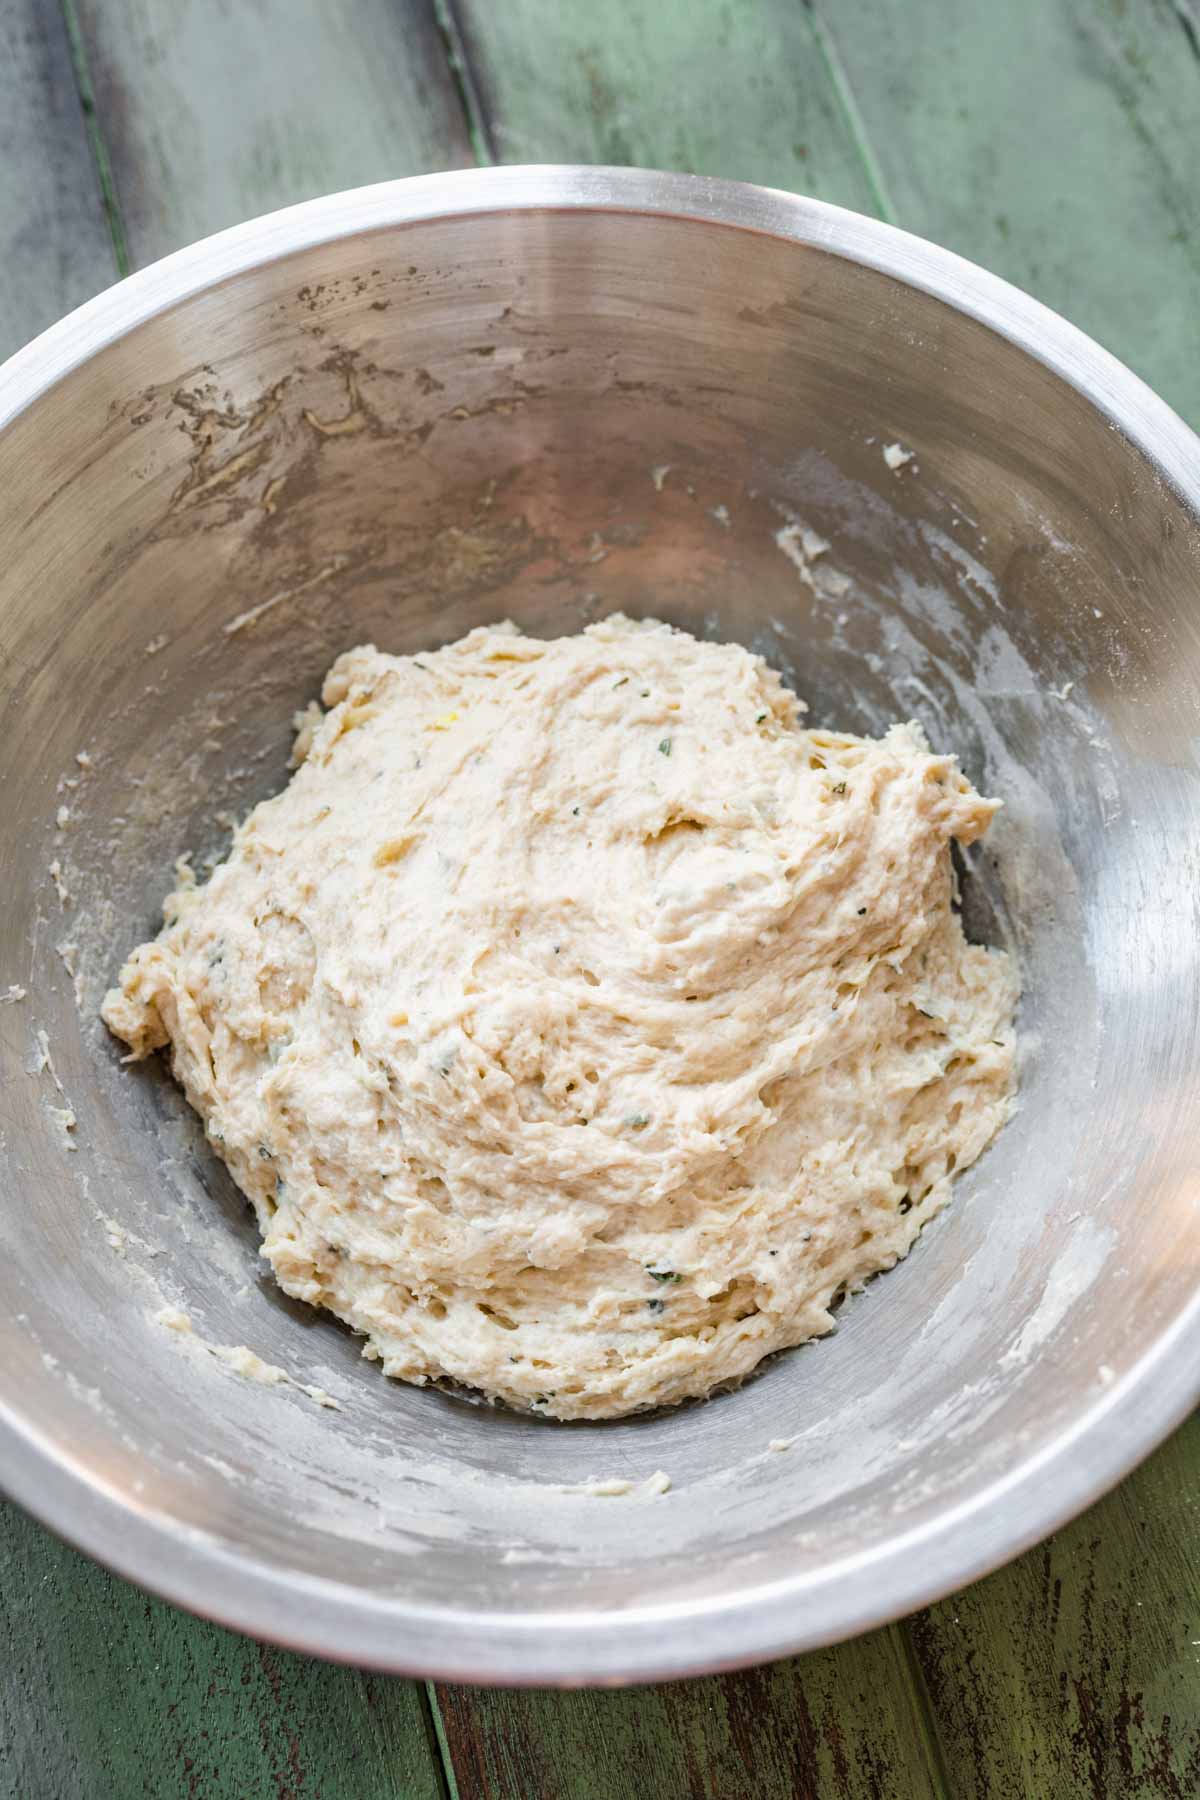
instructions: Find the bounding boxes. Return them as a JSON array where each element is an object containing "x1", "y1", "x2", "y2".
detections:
[
  {"x1": 1, "y1": 2, "x2": 1197, "y2": 1795},
  {"x1": 434, "y1": 1627, "x2": 946, "y2": 1800},
  {"x1": 69, "y1": 0, "x2": 473, "y2": 268},
  {"x1": 0, "y1": 0, "x2": 116, "y2": 358},
  {"x1": 0, "y1": 1502, "x2": 445, "y2": 1800},
  {"x1": 811, "y1": 0, "x2": 1200, "y2": 434},
  {"x1": 909, "y1": 1409, "x2": 1200, "y2": 1799}
]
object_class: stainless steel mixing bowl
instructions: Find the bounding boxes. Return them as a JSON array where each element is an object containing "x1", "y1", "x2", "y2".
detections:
[{"x1": 2, "y1": 167, "x2": 1199, "y2": 1685}]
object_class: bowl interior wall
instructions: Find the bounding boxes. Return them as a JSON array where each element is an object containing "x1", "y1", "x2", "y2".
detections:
[{"x1": 2, "y1": 205, "x2": 1199, "y2": 1633}]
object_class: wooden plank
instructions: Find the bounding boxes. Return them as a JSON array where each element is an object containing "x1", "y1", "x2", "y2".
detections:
[
  {"x1": 813, "y1": 0, "x2": 1200, "y2": 424},
  {"x1": 435, "y1": 1627, "x2": 945, "y2": 1800},
  {"x1": 70, "y1": 0, "x2": 475, "y2": 268},
  {"x1": 0, "y1": 0, "x2": 117, "y2": 359},
  {"x1": 3, "y1": 8, "x2": 1195, "y2": 1800},
  {"x1": 0, "y1": 9, "x2": 461, "y2": 1797},
  {"x1": 908, "y1": 1410, "x2": 1200, "y2": 1799},
  {"x1": 452, "y1": 0, "x2": 882, "y2": 214},
  {"x1": 425, "y1": 8, "x2": 1200, "y2": 1795},
  {"x1": 0, "y1": 1498, "x2": 447, "y2": 1800},
  {"x1": 801, "y1": 3, "x2": 1200, "y2": 1782},
  {"x1": 423, "y1": 12, "x2": 932, "y2": 1786}
]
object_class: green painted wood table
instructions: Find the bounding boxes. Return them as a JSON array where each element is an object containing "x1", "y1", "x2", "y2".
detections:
[{"x1": 2, "y1": 3, "x2": 1198, "y2": 1794}]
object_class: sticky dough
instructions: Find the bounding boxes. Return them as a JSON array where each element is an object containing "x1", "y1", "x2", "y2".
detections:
[{"x1": 104, "y1": 616, "x2": 1017, "y2": 1419}]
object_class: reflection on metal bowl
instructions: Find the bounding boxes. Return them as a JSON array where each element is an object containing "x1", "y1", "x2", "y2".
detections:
[{"x1": 1, "y1": 166, "x2": 1199, "y2": 1684}]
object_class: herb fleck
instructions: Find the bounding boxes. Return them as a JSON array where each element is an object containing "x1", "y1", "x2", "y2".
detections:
[
  {"x1": 647, "y1": 1265, "x2": 682, "y2": 1284},
  {"x1": 657, "y1": 739, "x2": 672, "y2": 757},
  {"x1": 647, "y1": 1298, "x2": 665, "y2": 1315},
  {"x1": 756, "y1": 713, "x2": 767, "y2": 724},
  {"x1": 831, "y1": 781, "x2": 847, "y2": 796},
  {"x1": 613, "y1": 676, "x2": 629, "y2": 689},
  {"x1": 857, "y1": 907, "x2": 868, "y2": 915},
  {"x1": 625, "y1": 1113, "x2": 651, "y2": 1131},
  {"x1": 258, "y1": 1145, "x2": 273, "y2": 1160}
]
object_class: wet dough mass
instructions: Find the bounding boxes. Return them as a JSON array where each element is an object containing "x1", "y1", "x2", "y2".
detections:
[{"x1": 104, "y1": 617, "x2": 1017, "y2": 1419}]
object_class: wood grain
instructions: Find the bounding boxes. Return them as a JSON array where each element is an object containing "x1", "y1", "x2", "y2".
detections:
[
  {"x1": 430, "y1": 5, "x2": 1200, "y2": 1795},
  {"x1": 70, "y1": 0, "x2": 475, "y2": 268},
  {"x1": 0, "y1": 0, "x2": 117, "y2": 358},
  {"x1": 910, "y1": 1410, "x2": 1200, "y2": 1799},
  {"x1": 3, "y1": 4, "x2": 1200, "y2": 1797},
  {"x1": 453, "y1": 0, "x2": 880, "y2": 214},
  {"x1": 0, "y1": 9, "x2": 465, "y2": 1794},
  {"x1": 0, "y1": 1498, "x2": 446, "y2": 1800},
  {"x1": 421, "y1": 23, "x2": 924, "y2": 1784},
  {"x1": 436, "y1": 1627, "x2": 945, "y2": 1800},
  {"x1": 813, "y1": 0, "x2": 1200, "y2": 426}
]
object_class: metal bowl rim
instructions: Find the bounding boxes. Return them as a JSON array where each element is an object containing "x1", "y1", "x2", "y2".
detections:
[{"x1": 2, "y1": 164, "x2": 1199, "y2": 1684}]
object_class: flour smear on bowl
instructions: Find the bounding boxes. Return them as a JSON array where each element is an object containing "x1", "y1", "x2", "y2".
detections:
[{"x1": 103, "y1": 616, "x2": 1017, "y2": 1419}]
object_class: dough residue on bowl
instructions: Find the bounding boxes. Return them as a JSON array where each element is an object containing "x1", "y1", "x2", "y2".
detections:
[{"x1": 103, "y1": 615, "x2": 1017, "y2": 1419}]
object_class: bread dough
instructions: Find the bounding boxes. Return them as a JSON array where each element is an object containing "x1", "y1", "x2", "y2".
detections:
[{"x1": 104, "y1": 616, "x2": 1017, "y2": 1419}]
